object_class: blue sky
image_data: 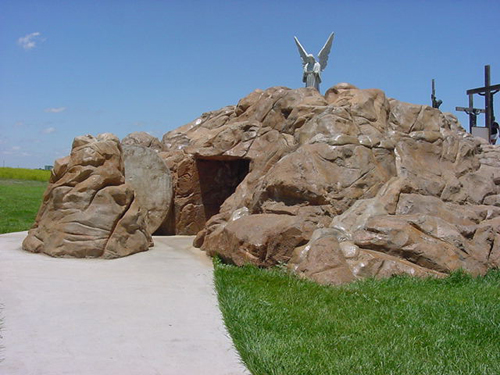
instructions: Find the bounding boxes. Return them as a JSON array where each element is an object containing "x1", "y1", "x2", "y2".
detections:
[{"x1": 1, "y1": 0, "x2": 499, "y2": 168}]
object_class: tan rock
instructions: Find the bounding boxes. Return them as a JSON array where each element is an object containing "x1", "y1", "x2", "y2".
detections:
[
  {"x1": 122, "y1": 145, "x2": 172, "y2": 234},
  {"x1": 27, "y1": 83, "x2": 500, "y2": 284},
  {"x1": 22, "y1": 134, "x2": 170, "y2": 258},
  {"x1": 202, "y1": 214, "x2": 312, "y2": 267},
  {"x1": 289, "y1": 229, "x2": 355, "y2": 285},
  {"x1": 122, "y1": 131, "x2": 163, "y2": 152},
  {"x1": 169, "y1": 85, "x2": 498, "y2": 283}
]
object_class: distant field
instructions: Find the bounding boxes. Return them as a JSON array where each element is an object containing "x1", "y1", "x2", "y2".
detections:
[
  {"x1": 0, "y1": 167, "x2": 51, "y2": 182},
  {"x1": 0, "y1": 170, "x2": 48, "y2": 234}
]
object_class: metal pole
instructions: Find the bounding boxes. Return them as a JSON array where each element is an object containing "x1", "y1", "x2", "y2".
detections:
[{"x1": 485, "y1": 65, "x2": 492, "y2": 132}]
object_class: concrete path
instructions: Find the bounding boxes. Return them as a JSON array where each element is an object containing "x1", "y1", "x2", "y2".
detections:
[{"x1": 0, "y1": 232, "x2": 249, "y2": 375}]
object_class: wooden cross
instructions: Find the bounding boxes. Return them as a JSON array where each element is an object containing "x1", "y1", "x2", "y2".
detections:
[
  {"x1": 455, "y1": 93, "x2": 485, "y2": 132},
  {"x1": 465, "y1": 65, "x2": 500, "y2": 133}
]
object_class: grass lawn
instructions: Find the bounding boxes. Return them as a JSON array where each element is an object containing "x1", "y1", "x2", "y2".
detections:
[
  {"x1": 0, "y1": 179, "x2": 47, "y2": 234},
  {"x1": 0, "y1": 167, "x2": 50, "y2": 234},
  {"x1": 2, "y1": 166, "x2": 499, "y2": 374},
  {"x1": 214, "y1": 259, "x2": 500, "y2": 375}
]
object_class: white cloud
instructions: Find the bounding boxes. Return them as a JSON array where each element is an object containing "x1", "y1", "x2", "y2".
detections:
[
  {"x1": 43, "y1": 127, "x2": 56, "y2": 134},
  {"x1": 17, "y1": 32, "x2": 44, "y2": 50},
  {"x1": 12, "y1": 146, "x2": 21, "y2": 151},
  {"x1": 44, "y1": 107, "x2": 66, "y2": 113}
]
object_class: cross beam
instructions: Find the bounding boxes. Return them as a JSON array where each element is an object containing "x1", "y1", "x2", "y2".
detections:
[
  {"x1": 466, "y1": 84, "x2": 500, "y2": 95},
  {"x1": 456, "y1": 107, "x2": 485, "y2": 115}
]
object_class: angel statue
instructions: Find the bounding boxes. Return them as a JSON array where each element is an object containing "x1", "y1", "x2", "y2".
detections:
[{"x1": 294, "y1": 33, "x2": 334, "y2": 91}]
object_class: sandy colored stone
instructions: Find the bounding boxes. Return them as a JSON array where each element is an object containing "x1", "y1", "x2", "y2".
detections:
[
  {"x1": 289, "y1": 229, "x2": 355, "y2": 285},
  {"x1": 122, "y1": 131, "x2": 163, "y2": 152},
  {"x1": 156, "y1": 84, "x2": 500, "y2": 284},
  {"x1": 122, "y1": 144, "x2": 172, "y2": 234},
  {"x1": 23, "y1": 134, "x2": 159, "y2": 258},
  {"x1": 202, "y1": 214, "x2": 312, "y2": 267},
  {"x1": 25, "y1": 83, "x2": 500, "y2": 284}
]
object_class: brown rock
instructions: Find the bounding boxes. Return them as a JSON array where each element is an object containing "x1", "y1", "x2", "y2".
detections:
[
  {"x1": 202, "y1": 214, "x2": 312, "y2": 267},
  {"x1": 289, "y1": 229, "x2": 355, "y2": 285},
  {"x1": 122, "y1": 145, "x2": 172, "y2": 234},
  {"x1": 348, "y1": 249, "x2": 445, "y2": 279},
  {"x1": 351, "y1": 214, "x2": 486, "y2": 275},
  {"x1": 22, "y1": 134, "x2": 170, "y2": 258},
  {"x1": 122, "y1": 131, "x2": 163, "y2": 152},
  {"x1": 28, "y1": 83, "x2": 500, "y2": 285},
  {"x1": 160, "y1": 84, "x2": 498, "y2": 283},
  {"x1": 251, "y1": 142, "x2": 394, "y2": 215}
]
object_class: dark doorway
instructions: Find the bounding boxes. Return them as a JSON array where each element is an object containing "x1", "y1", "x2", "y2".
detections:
[{"x1": 196, "y1": 158, "x2": 250, "y2": 221}]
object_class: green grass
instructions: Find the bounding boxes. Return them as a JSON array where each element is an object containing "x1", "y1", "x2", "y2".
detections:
[
  {"x1": 214, "y1": 259, "x2": 500, "y2": 375},
  {"x1": 0, "y1": 167, "x2": 51, "y2": 182},
  {"x1": 0, "y1": 179, "x2": 47, "y2": 234},
  {"x1": 0, "y1": 167, "x2": 50, "y2": 233}
]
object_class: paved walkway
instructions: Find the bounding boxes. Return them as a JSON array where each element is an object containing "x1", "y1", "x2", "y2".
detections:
[{"x1": 0, "y1": 232, "x2": 248, "y2": 375}]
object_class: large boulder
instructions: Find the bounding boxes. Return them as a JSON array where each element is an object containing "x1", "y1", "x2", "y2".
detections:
[
  {"x1": 23, "y1": 134, "x2": 172, "y2": 258},
  {"x1": 122, "y1": 144, "x2": 172, "y2": 234},
  {"x1": 25, "y1": 83, "x2": 500, "y2": 285},
  {"x1": 122, "y1": 131, "x2": 164, "y2": 152},
  {"x1": 158, "y1": 83, "x2": 500, "y2": 284}
]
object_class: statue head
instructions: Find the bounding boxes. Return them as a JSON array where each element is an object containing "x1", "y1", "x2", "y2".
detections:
[{"x1": 307, "y1": 54, "x2": 316, "y2": 64}]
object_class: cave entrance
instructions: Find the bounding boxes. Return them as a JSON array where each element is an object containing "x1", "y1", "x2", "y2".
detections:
[{"x1": 196, "y1": 158, "x2": 250, "y2": 222}]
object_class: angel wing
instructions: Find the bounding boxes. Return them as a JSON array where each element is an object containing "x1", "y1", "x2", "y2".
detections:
[
  {"x1": 318, "y1": 32, "x2": 334, "y2": 71},
  {"x1": 294, "y1": 36, "x2": 309, "y2": 66}
]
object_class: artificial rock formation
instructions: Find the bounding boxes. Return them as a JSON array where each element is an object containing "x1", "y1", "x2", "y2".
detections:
[
  {"x1": 159, "y1": 83, "x2": 500, "y2": 284},
  {"x1": 122, "y1": 144, "x2": 173, "y2": 234},
  {"x1": 24, "y1": 83, "x2": 500, "y2": 285},
  {"x1": 122, "y1": 131, "x2": 163, "y2": 152},
  {"x1": 23, "y1": 133, "x2": 172, "y2": 258}
]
